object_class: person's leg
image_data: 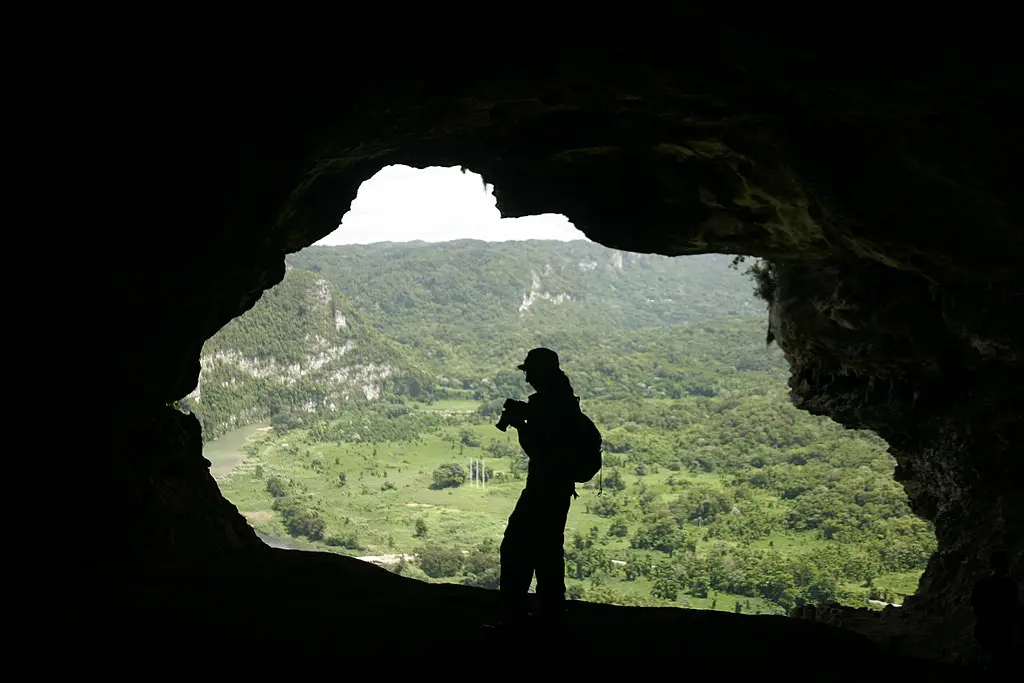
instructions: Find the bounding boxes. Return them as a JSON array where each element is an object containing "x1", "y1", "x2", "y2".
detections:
[
  {"x1": 499, "y1": 490, "x2": 535, "y2": 622},
  {"x1": 533, "y1": 491, "x2": 572, "y2": 622},
  {"x1": 974, "y1": 621, "x2": 999, "y2": 671}
]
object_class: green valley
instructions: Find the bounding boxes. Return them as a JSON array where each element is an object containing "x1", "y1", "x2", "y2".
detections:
[{"x1": 190, "y1": 240, "x2": 936, "y2": 616}]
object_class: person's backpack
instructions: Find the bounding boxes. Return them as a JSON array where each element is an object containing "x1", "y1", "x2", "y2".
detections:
[{"x1": 568, "y1": 398, "x2": 603, "y2": 484}]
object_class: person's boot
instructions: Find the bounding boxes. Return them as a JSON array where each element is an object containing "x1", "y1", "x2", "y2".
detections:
[
  {"x1": 480, "y1": 615, "x2": 530, "y2": 637},
  {"x1": 480, "y1": 598, "x2": 531, "y2": 635}
]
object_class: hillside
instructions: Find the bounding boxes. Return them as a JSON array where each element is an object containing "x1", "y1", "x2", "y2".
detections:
[
  {"x1": 203, "y1": 242, "x2": 936, "y2": 617},
  {"x1": 183, "y1": 267, "x2": 431, "y2": 440},
  {"x1": 287, "y1": 241, "x2": 765, "y2": 382}
]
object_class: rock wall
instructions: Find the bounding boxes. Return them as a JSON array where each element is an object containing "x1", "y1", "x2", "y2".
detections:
[
  {"x1": 767, "y1": 258, "x2": 1022, "y2": 659},
  {"x1": 113, "y1": 405, "x2": 266, "y2": 559}
]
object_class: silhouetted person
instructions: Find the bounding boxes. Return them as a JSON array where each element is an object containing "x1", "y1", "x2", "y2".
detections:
[
  {"x1": 971, "y1": 549, "x2": 1021, "y2": 673},
  {"x1": 492, "y1": 347, "x2": 579, "y2": 631}
]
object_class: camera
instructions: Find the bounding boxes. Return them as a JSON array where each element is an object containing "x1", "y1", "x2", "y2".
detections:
[{"x1": 495, "y1": 398, "x2": 528, "y2": 432}]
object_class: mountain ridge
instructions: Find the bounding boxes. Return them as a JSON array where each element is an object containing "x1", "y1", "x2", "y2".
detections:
[{"x1": 287, "y1": 242, "x2": 766, "y2": 380}]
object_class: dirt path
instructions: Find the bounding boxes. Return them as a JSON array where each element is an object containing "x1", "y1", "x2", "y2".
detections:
[{"x1": 356, "y1": 553, "x2": 417, "y2": 566}]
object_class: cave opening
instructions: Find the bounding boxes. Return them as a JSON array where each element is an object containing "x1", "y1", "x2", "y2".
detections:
[
  {"x1": 98, "y1": 25, "x2": 1024, "y2": 674},
  {"x1": 183, "y1": 164, "x2": 937, "y2": 617}
]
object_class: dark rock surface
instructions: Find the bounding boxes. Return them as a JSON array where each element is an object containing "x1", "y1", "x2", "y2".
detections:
[
  {"x1": 68, "y1": 551, "x2": 976, "y2": 679},
  {"x1": 101, "y1": 7, "x2": 1021, "y2": 672}
]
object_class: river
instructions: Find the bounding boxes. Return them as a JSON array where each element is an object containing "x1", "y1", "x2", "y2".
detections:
[
  {"x1": 203, "y1": 423, "x2": 322, "y2": 552},
  {"x1": 203, "y1": 422, "x2": 271, "y2": 478}
]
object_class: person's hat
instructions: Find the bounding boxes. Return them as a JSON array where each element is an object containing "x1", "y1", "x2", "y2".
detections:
[{"x1": 517, "y1": 347, "x2": 560, "y2": 372}]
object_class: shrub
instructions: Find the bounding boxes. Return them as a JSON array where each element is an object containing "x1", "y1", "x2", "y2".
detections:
[
  {"x1": 431, "y1": 463, "x2": 467, "y2": 489},
  {"x1": 414, "y1": 518, "x2": 428, "y2": 538},
  {"x1": 416, "y1": 543, "x2": 464, "y2": 578},
  {"x1": 265, "y1": 476, "x2": 287, "y2": 498},
  {"x1": 325, "y1": 529, "x2": 360, "y2": 550},
  {"x1": 272, "y1": 497, "x2": 326, "y2": 540}
]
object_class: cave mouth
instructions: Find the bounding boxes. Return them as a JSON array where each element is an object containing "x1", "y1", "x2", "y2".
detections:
[
  {"x1": 107, "y1": 30, "x2": 1023, "y2": 669},
  {"x1": 185, "y1": 165, "x2": 937, "y2": 618}
]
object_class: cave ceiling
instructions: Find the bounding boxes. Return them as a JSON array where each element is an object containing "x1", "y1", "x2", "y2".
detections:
[{"x1": 113, "y1": 8, "x2": 1021, "y2": 411}]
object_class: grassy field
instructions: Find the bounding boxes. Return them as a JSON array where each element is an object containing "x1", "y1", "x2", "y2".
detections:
[
  {"x1": 218, "y1": 420, "x2": 567, "y2": 553},
  {"x1": 216, "y1": 419, "x2": 730, "y2": 556},
  {"x1": 415, "y1": 399, "x2": 481, "y2": 413},
  {"x1": 210, "y1": 413, "x2": 923, "y2": 614}
]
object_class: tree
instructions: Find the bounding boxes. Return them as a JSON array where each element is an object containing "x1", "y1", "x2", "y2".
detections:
[
  {"x1": 326, "y1": 528, "x2": 360, "y2": 550},
  {"x1": 623, "y1": 561, "x2": 644, "y2": 581},
  {"x1": 272, "y1": 497, "x2": 326, "y2": 540},
  {"x1": 564, "y1": 533, "x2": 609, "y2": 580},
  {"x1": 431, "y1": 463, "x2": 467, "y2": 489},
  {"x1": 602, "y1": 469, "x2": 627, "y2": 492},
  {"x1": 414, "y1": 517, "x2": 428, "y2": 538},
  {"x1": 265, "y1": 476, "x2": 287, "y2": 498},
  {"x1": 509, "y1": 450, "x2": 530, "y2": 479},
  {"x1": 459, "y1": 428, "x2": 481, "y2": 448},
  {"x1": 462, "y1": 539, "x2": 500, "y2": 589},
  {"x1": 591, "y1": 495, "x2": 621, "y2": 517},
  {"x1": 650, "y1": 562, "x2": 679, "y2": 601},
  {"x1": 631, "y1": 511, "x2": 695, "y2": 556},
  {"x1": 681, "y1": 557, "x2": 712, "y2": 598},
  {"x1": 485, "y1": 439, "x2": 517, "y2": 459},
  {"x1": 416, "y1": 543, "x2": 464, "y2": 578}
]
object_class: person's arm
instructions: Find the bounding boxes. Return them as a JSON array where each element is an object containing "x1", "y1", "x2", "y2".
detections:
[
  {"x1": 517, "y1": 425, "x2": 540, "y2": 456},
  {"x1": 516, "y1": 397, "x2": 549, "y2": 457}
]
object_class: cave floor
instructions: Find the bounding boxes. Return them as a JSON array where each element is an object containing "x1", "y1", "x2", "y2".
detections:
[{"x1": 67, "y1": 549, "x2": 979, "y2": 679}]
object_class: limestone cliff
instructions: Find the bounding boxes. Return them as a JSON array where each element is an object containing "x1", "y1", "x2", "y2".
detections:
[{"x1": 183, "y1": 266, "x2": 430, "y2": 440}]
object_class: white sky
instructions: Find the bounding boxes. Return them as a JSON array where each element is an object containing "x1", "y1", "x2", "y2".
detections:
[{"x1": 315, "y1": 165, "x2": 589, "y2": 245}]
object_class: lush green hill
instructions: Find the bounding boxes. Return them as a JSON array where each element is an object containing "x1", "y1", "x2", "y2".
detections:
[
  {"x1": 183, "y1": 267, "x2": 432, "y2": 440},
  {"x1": 287, "y1": 242, "x2": 765, "y2": 383}
]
